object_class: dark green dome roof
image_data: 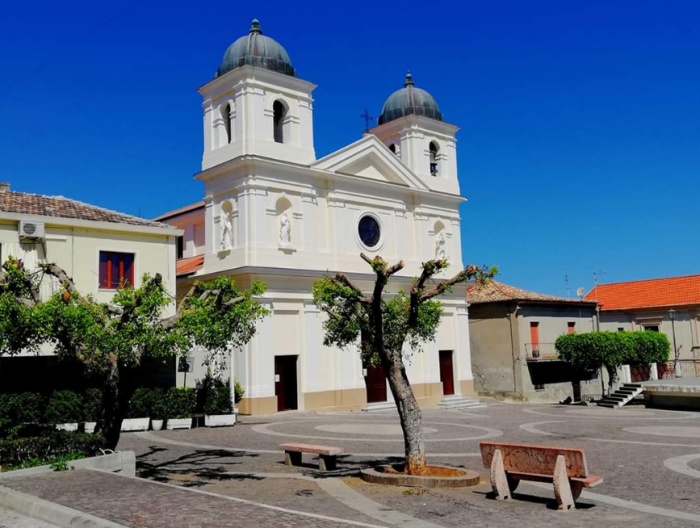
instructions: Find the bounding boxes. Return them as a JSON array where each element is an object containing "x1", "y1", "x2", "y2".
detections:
[
  {"x1": 378, "y1": 73, "x2": 443, "y2": 125},
  {"x1": 217, "y1": 20, "x2": 295, "y2": 77}
]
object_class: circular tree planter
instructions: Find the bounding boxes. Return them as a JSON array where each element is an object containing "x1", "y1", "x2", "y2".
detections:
[{"x1": 361, "y1": 464, "x2": 480, "y2": 488}]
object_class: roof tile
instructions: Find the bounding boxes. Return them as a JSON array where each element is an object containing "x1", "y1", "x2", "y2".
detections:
[
  {"x1": 585, "y1": 275, "x2": 700, "y2": 310},
  {"x1": 467, "y1": 280, "x2": 591, "y2": 305}
]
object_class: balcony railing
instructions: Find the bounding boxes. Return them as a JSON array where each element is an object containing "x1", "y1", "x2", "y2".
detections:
[{"x1": 525, "y1": 343, "x2": 560, "y2": 361}]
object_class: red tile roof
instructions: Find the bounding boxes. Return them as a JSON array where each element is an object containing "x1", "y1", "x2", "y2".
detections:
[
  {"x1": 467, "y1": 280, "x2": 593, "y2": 305},
  {"x1": 154, "y1": 201, "x2": 205, "y2": 222},
  {"x1": 176, "y1": 255, "x2": 204, "y2": 277},
  {"x1": 0, "y1": 190, "x2": 170, "y2": 229},
  {"x1": 585, "y1": 274, "x2": 700, "y2": 311}
]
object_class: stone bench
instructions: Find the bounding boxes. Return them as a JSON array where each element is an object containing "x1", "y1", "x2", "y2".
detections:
[
  {"x1": 480, "y1": 441, "x2": 603, "y2": 510},
  {"x1": 279, "y1": 443, "x2": 345, "y2": 472}
]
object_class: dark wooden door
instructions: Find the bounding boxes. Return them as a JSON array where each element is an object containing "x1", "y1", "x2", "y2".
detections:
[
  {"x1": 364, "y1": 362, "x2": 387, "y2": 404},
  {"x1": 275, "y1": 356, "x2": 298, "y2": 412},
  {"x1": 439, "y1": 350, "x2": 455, "y2": 396}
]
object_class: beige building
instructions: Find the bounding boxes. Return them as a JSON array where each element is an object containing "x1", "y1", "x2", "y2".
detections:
[
  {"x1": 467, "y1": 281, "x2": 602, "y2": 402},
  {"x1": 0, "y1": 183, "x2": 180, "y2": 392}
]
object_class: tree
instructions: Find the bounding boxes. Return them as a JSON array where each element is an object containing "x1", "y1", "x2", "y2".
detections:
[
  {"x1": 0, "y1": 258, "x2": 268, "y2": 449},
  {"x1": 556, "y1": 331, "x2": 670, "y2": 394},
  {"x1": 312, "y1": 254, "x2": 495, "y2": 475}
]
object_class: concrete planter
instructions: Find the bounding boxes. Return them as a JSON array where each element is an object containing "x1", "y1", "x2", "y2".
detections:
[
  {"x1": 166, "y1": 418, "x2": 192, "y2": 430},
  {"x1": 121, "y1": 417, "x2": 149, "y2": 432},
  {"x1": 204, "y1": 414, "x2": 236, "y2": 427},
  {"x1": 151, "y1": 419, "x2": 164, "y2": 431},
  {"x1": 55, "y1": 423, "x2": 79, "y2": 432},
  {"x1": 83, "y1": 422, "x2": 97, "y2": 434}
]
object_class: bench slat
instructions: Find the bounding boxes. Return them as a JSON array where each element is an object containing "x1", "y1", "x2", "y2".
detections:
[
  {"x1": 279, "y1": 443, "x2": 345, "y2": 456},
  {"x1": 480, "y1": 441, "x2": 589, "y2": 478}
]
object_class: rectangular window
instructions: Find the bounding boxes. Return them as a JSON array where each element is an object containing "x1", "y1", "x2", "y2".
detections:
[
  {"x1": 530, "y1": 322, "x2": 540, "y2": 357},
  {"x1": 99, "y1": 251, "x2": 135, "y2": 289},
  {"x1": 567, "y1": 322, "x2": 576, "y2": 334},
  {"x1": 618, "y1": 327, "x2": 625, "y2": 332},
  {"x1": 176, "y1": 236, "x2": 184, "y2": 259},
  {"x1": 644, "y1": 325, "x2": 660, "y2": 332}
]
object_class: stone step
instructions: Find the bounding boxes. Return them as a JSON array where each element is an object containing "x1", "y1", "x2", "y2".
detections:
[
  {"x1": 438, "y1": 397, "x2": 486, "y2": 410},
  {"x1": 596, "y1": 401, "x2": 621, "y2": 408},
  {"x1": 622, "y1": 383, "x2": 643, "y2": 389},
  {"x1": 362, "y1": 401, "x2": 397, "y2": 412}
]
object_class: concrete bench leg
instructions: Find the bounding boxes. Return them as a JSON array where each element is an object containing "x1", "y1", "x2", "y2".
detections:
[
  {"x1": 490, "y1": 449, "x2": 511, "y2": 500},
  {"x1": 319, "y1": 455, "x2": 336, "y2": 472},
  {"x1": 285, "y1": 451, "x2": 302, "y2": 467},
  {"x1": 553, "y1": 455, "x2": 575, "y2": 510}
]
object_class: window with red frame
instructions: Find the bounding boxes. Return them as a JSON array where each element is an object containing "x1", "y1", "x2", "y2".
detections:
[{"x1": 99, "y1": 251, "x2": 135, "y2": 289}]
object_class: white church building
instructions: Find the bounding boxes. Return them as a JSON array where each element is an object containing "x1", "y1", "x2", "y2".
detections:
[{"x1": 157, "y1": 20, "x2": 475, "y2": 415}]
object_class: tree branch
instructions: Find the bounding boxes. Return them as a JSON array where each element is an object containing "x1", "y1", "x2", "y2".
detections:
[
  {"x1": 420, "y1": 265, "x2": 479, "y2": 302},
  {"x1": 386, "y1": 260, "x2": 405, "y2": 277},
  {"x1": 333, "y1": 274, "x2": 372, "y2": 305},
  {"x1": 40, "y1": 263, "x2": 77, "y2": 293}
]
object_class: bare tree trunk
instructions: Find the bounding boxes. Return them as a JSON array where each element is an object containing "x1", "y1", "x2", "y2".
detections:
[
  {"x1": 96, "y1": 357, "x2": 132, "y2": 450},
  {"x1": 383, "y1": 353, "x2": 427, "y2": 475}
]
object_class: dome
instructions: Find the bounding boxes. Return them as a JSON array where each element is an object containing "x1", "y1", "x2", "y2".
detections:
[
  {"x1": 378, "y1": 73, "x2": 443, "y2": 125},
  {"x1": 217, "y1": 20, "x2": 296, "y2": 77}
]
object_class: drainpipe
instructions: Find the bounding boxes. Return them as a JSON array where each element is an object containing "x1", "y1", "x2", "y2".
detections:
[{"x1": 508, "y1": 304, "x2": 520, "y2": 394}]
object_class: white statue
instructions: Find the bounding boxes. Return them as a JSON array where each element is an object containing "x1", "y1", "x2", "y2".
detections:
[
  {"x1": 279, "y1": 213, "x2": 291, "y2": 245},
  {"x1": 435, "y1": 232, "x2": 446, "y2": 260},
  {"x1": 220, "y1": 210, "x2": 233, "y2": 250}
]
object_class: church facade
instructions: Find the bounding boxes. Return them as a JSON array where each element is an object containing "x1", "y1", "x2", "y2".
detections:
[{"x1": 157, "y1": 20, "x2": 475, "y2": 414}]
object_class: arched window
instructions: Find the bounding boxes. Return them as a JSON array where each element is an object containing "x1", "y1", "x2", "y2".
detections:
[
  {"x1": 388, "y1": 144, "x2": 397, "y2": 154},
  {"x1": 273, "y1": 100, "x2": 287, "y2": 144},
  {"x1": 429, "y1": 142, "x2": 439, "y2": 176},
  {"x1": 222, "y1": 104, "x2": 232, "y2": 144}
]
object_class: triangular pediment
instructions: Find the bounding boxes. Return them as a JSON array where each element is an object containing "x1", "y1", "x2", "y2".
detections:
[{"x1": 312, "y1": 135, "x2": 429, "y2": 190}]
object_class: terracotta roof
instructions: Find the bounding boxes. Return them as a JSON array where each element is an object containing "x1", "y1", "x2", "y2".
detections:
[
  {"x1": 585, "y1": 274, "x2": 700, "y2": 311},
  {"x1": 176, "y1": 255, "x2": 204, "y2": 277},
  {"x1": 467, "y1": 280, "x2": 594, "y2": 305},
  {"x1": 0, "y1": 190, "x2": 170, "y2": 229},
  {"x1": 154, "y1": 201, "x2": 205, "y2": 222}
]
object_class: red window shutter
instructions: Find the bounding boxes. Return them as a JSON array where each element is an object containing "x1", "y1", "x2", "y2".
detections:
[
  {"x1": 530, "y1": 322, "x2": 540, "y2": 348},
  {"x1": 124, "y1": 254, "x2": 134, "y2": 287},
  {"x1": 99, "y1": 252, "x2": 109, "y2": 289},
  {"x1": 567, "y1": 322, "x2": 576, "y2": 334}
]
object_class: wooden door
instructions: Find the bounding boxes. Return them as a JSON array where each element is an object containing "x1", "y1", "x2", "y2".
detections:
[
  {"x1": 439, "y1": 350, "x2": 455, "y2": 396},
  {"x1": 275, "y1": 356, "x2": 298, "y2": 412},
  {"x1": 364, "y1": 362, "x2": 387, "y2": 404}
]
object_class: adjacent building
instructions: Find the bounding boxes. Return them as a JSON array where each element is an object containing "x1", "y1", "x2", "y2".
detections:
[
  {"x1": 0, "y1": 183, "x2": 180, "y2": 392},
  {"x1": 586, "y1": 274, "x2": 700, "y2": 377},
  {"x1": 157, "y1": 20, "x2": 475, "y2": 415},
  {"x1": 467, "y1": 280, "x2": 601, "y2": 402}
]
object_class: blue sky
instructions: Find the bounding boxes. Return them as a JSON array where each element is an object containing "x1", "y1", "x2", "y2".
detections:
[{"x1": 1, "y1": 0, "x2": 698, "y2": 296}]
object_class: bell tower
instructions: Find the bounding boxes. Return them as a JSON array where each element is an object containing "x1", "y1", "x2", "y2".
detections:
[
  {"x1": 370, "y1": 73, "x2": 459, "y2": 195},
  {"x1": 199, "y1": 20, "x2": 317, "y2": 171}
]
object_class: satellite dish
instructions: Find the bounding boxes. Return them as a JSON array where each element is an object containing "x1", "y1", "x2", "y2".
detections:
[{"x1": 576, "y1": 287, "x2": 585, "y2": 297}]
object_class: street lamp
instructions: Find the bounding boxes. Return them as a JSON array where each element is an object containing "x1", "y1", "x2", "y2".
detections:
[{"x1": 669, "y1": 309, "x2": 678, "y2": 376}]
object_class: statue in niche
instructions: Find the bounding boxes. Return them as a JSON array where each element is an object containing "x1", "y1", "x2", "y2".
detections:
[
  {"x1": 220, "y1": 210, "x2": 233, "y2": 251},
  {"x1": 279, "y1": 213, "x2": 291, "y2": 246},
  {"x1": 435, "y1": 232, "x2": 446, "y2": 260}
]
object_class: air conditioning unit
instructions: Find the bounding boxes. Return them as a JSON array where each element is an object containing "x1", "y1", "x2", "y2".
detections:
[{"x1": 19, "y1": 221, "x2": 45, "y2": 240}]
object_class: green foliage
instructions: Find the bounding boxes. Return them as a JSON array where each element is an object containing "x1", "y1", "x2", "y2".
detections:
[
  {"x1": 82, "y1": 388, "x2": 102, "y2": 422},
  {"x1": 165, "y1": 387, "x2": 196, "y2": 419},
  {"x1": 0, "y1": 392, "x2": 44, "y2": 429},
  {"x1": 197, "y1": 376, "x2": 234, "y2": 415},
  {"x1": 234, "y1": 379, "x2": 245, "y2": 404},
  {"x1": 128, "y1": 388, "x2": 151, "y2": 418},
  {"x1": 0, "y1": 430, "x2": 105, "y2": 467},
  {"x1": 45, "y1": 391, "x2": 83, "y2": 424},
  {"x1": 49, "y1": 452, "x2": 86, "y2": 472},
  {"x1": 556, "y1": 331, "x2": 671, "y2": 387}
]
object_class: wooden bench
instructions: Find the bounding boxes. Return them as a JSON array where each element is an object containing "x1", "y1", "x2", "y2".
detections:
[
  {"x1": 279, "y1": 443, "x2": 345, "y2": 472},
  {"x1": 480, "y1": 441, "x2": 603, "y2": 510}
]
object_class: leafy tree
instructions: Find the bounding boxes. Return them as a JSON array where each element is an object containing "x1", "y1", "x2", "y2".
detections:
[
  {"x1": 0, "y1": 259, "x2": 268, "y2": 449},
  {"x1": 556, "y1": 331, "x2": 670, "y2": 393},
  {"x1": 313, "y1": 254, "x2": 495, "y2": 475}
]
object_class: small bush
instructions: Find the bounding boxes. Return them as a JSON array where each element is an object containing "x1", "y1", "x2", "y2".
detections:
[
  {"x1": 165, "y1": 387, "x2": 196, "y2": 419},
  {"x1": 146, "y1": 388, "x2": 167, "y2": 419},
  {"x1": 234, "y1": 380, "x2": 245, "y2": 404},
  {"x1": 0, "y1": 430, "x2": 105, "y2": 467},
  {"x1": 3, "y1": 393, "x2": 44, "y2": 427},
  {"x1": 45, "y1": 391, "x2": 83, "y2": 424},
  {"x1": 128, "y1": 388, "x2": 151, "y2": 418},
  {"x1": 82, "y1": 388, "x2": 102, "y2": 423},
  {"x1": 197, "y1": 376, "x2": 233, "y2": 415}
]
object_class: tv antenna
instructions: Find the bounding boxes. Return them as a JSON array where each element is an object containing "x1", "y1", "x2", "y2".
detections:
[
  {"x1": 592, "y1": 271, "x2": 607, "y2": 300},
  {"x1": 565, "y1": 274, "x2": 570, "y2": 297}
]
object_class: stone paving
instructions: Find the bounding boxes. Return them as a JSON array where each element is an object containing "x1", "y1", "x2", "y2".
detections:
[
  {"x1": 0, "y1": 506, "x2": 58, "y2": 528},
  {"x1": 3, "y1": 402, "x2": 700, "y2": 527}
]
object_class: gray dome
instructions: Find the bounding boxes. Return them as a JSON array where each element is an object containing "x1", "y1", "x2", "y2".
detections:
[
  {"x1": 217, "y1": 20, "x2": 295, "y2": 77},
  {"x1": 378, "y1": 73, "x2": 443, "y2": 125}
]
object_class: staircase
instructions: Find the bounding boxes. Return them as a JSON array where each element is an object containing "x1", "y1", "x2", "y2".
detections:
[
  {"x1": 438, "y1": 395, "x2": 487, "y2": 410},
  {"x1": 362, "y1": 401, "x2": 397, "y2": 412},
  {"x1": 596, "y1": 383, "x2": 643, "y2": 408}
]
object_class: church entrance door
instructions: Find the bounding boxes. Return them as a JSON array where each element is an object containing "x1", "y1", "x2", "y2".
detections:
[
  {"x1": 275, "y1": 355, "x2": 298, "y2": 412},
  {"x1": 364, "y1": 361, "x2": 387, "y2": 404},
  {"x1": 439, "y1": 350, "x2": 455, "y2": 396}
]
